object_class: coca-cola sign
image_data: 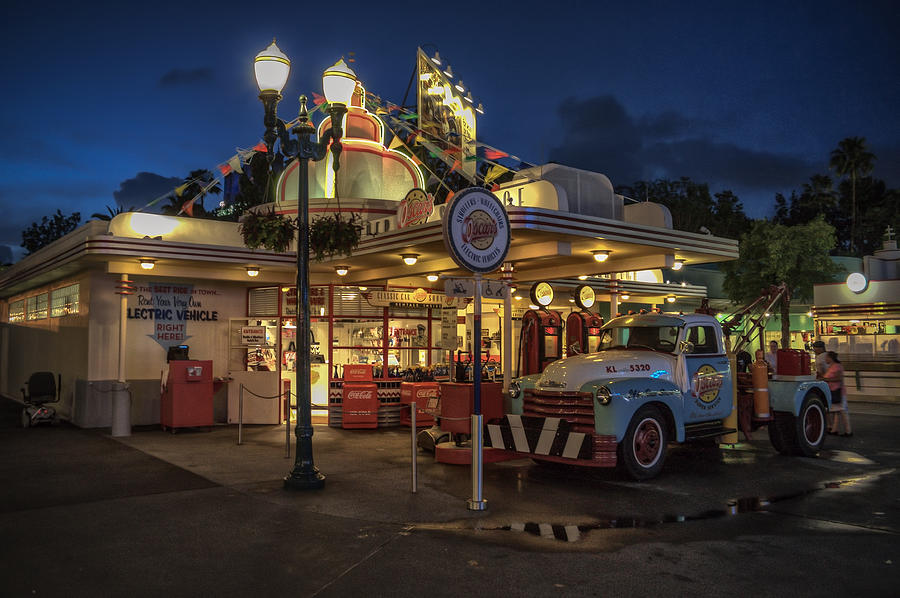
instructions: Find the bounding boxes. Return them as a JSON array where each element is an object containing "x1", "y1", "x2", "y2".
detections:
[
  {"x1": 442, "y1": 188, "x2": 510, "y2": 273},
  {"x1": 346, "y1": 390, "x2": 375, "y2": 400},
  {"x1": 397, "y1": 188, "x2": 434, "y2": 229}
]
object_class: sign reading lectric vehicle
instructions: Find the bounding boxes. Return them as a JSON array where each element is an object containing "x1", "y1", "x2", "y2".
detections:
[{"x1": 442, "y1": 187, "x2": 510, "y2": 273}]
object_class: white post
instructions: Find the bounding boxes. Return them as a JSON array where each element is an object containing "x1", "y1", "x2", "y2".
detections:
[
  {"x1": 111, "y1": 274, "x2": 131, "y2": 437},
  {"x1": 467, "y1": 273, "x2": 487, "y2": 511},
  {"x1": 410, "y1": 404, "x2": 417, "y2": 493},
  {"x1": 503, "y1": 285, "x2": 512, "y2": 397}
]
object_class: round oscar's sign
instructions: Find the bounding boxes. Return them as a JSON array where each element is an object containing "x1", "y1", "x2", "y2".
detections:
[{"x1": 442, "y1": 188, "x2": 510, "y2": 273}]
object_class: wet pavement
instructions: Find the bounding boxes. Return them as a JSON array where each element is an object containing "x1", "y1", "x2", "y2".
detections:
[{"x1": 1, "y1": 396, "x2": 898, "y2": 596}]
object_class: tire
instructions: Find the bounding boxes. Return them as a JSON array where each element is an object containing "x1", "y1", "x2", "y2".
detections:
[
  {"x1": 794, "y1": 393, "x2": 827, "y2": 457},
  {"x1": 20, "y1": 408, "x2": 30, "y2": 429},
  {"x1": 767, "y1": 411, "x2": 796, "y2": 455},
  {"x1": 618, "y1": 405, "x2": 669, "y2": 480}
]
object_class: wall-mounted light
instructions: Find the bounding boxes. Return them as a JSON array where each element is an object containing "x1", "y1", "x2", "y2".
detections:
[
  {"x1": 402, "y1": 253, "x2": 419, "y2": 266},
  {"x1": 672, "y1": 259, "x2": 685, "y2": 271},
  {"x1": 592, "y1": 250, "x2": 610, "y2": 262},
  {"x1": 443, "y1": 64, "x2": 454, "y2": 78},
  {"x1": 139, "y1": 258, "x2": 156, "y2": 270},
  {"x1": 846, "y1": 272, "x2": 868, "y2": 293},
  {"x1": 666, "y1": 295, "x2": 676, "y2": 303},
  {"x1": 464, "y1": 91, "x2": 474, "y2": 104},
  {"x1": 245, "y1": 266, "x2": 260, "y2": 277},
  {"x1": 455, "y1": 80, "x2": 465, "y2": 92},
  {"x1": 426, "y1": 274, "x2": 439, "y2": 282},
  {"x1": 578, "y1": 275, "x2": 588, "y2": 280},
  {"x1": 431, "y1": 51, "x2": 442, "y2": 66},
  {"x1": 335, "y1": 265, "x2": 350, "y2": 276},
  {"x1": 476, "y1": 103, "x2": 484, "y2": 114}
]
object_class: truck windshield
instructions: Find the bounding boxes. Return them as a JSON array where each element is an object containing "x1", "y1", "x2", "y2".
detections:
[{"x1": 598, "y1": 325, "x2": 682, "y2": 353}]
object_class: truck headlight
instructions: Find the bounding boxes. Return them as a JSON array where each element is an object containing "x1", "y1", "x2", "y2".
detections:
[
  {"x1": 597, "y1": 386, "x2": 612, "y2": 405},
  {"x1": 508, "y1": 381, "x2": 521, "y2": 399}
]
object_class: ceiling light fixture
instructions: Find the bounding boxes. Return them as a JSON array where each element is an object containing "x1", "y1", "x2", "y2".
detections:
[
  {"x1": 245, "y1": 266, "x2": 260, "y2": 277},
  {"x1": 672, "y1": 259, "x2": 685, "y2": 271},
  {"x1": 426, "y1": 274, "x2": 439, "y2": 282},
  {"x1": 335, "y1": 265, "x2": 349, "y2": 276},
  {"x1": 139, "y1": 258, "x2": 156, "y2": 270},
  {"x1": 402, "y1": 253, "x2": 419, "y2": 266},
  {"x1": 620, "y1": 294, "x2": 630, "y2": 300},
  {"x1": 592, "y1": 250, "x2": 610, "y2": 262},
  {"x1": 666, "y1": 295, "x2": 676, "y2": 303}
]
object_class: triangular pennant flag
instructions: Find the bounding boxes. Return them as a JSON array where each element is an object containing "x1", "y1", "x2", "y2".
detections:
[
  {"x1": 218, "y1": 163, "x2": 232, "y2": 176},
  {"x1": 182, "y1": 198, "x2": 195, "y2": 217},
  {"x1": 399, "y1": 112, "x2": 418, "y2": 120},
  {"x1": 174, "y1": 182, "x2": 190, "y2": 197},
  {"x1": 451, "y1": 159, "x2": 462, "y2": 172},
  {"x1": 445, "y1": 191, "x2": 455, "y2": 203},
  {"x1": 253, "y1": 141, "x2": 267, "y2": 152},
  {"x1": 227, "y1": 155, "x2": 243, "y2": 175},
  {"x1": 484, "y1": 164, "x2": 509, "y2": 185},
  {"x1": 490, "y1": 183, "x2": 500, "y2": 192},
  {"x1": 484, "y1": 148, "x2": 509, "y2": 160},
  {"x1": 312, "y1": 92, "x2": 326, "y2": 105},
  {"x1": 388, "y1": 135, "x2": 404, "y2": 151}
]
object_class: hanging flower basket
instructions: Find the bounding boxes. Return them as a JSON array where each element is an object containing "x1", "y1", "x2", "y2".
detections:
[
  {"x1": 239, "y1": 209, "x2": 296, "y2": 253},
  {"x1": 309, "y1": 213, "x2": 363, "y2": 261}
]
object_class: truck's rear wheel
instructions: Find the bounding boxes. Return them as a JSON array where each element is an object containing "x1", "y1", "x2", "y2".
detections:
[
  {"x1": 767, "y1": 411, "x2": 796, "y2": 455},
  {"x1": 795, "y1": 394, "x2": 826, "y2": 457},
  {"x1": 618, "y1": 405, "x2": 668, "y2": 480}
]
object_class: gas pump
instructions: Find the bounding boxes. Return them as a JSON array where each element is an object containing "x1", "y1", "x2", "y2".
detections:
[
  {"x1": 566, "y1": 284, "x2": 604, "y2": 354},
  {"x1": 520, "y1": 282, "x2": 562, "y2": 375}
]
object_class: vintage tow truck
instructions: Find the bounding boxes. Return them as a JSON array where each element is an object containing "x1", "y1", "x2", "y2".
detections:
[{"x1": 487, "y1": 288, "x2": 833, "y2": 480}]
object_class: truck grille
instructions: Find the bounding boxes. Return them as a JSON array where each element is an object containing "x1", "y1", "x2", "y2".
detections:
[{"x1": 523, "y1": 389, "x2": 595, "y2": 433}]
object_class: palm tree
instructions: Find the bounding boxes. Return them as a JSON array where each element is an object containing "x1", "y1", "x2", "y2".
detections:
[
  {"x1": 829, "y1": 137, "x2": 875, "y2": 254},
  {"x1": 161, "y1": 169, "x2": 222, "y2": 216},
  {"x1": 90, "y1": 205, "x2": 133, "y2": 221}
]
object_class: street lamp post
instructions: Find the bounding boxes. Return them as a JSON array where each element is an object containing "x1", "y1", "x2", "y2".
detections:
[{"x1": 254, "y1": 40, "x2": 357, "y2": 490}]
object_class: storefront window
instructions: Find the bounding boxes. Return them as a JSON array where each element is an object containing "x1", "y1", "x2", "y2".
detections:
[
  {"x1": 817, "y1": 318, "x2": 900, "y2": 358},
  {"x1": 50, "y1": 284, "x2": 79, "y2": 317},
  {"x1": 282, "y1": 286, "x2": 329, "y2": 317},
  {"x1": 229, "y1": 318, "x2": 279, "y2": 371},
  {"x1": 26, "y1": 293, "x2": 48, "y2": 320},
  {"x1": 8, "y1": 299, "x2": 24, "y2": 322}
]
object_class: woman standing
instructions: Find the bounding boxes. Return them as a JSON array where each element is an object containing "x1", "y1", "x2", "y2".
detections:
[{"x1": 820, "y1": 351, "x2": 853, "y2": 437}]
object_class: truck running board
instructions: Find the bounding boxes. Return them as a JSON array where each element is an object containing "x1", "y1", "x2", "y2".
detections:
[{"x1": 684, "y1": 421, "x2": 737, "y2": 441}]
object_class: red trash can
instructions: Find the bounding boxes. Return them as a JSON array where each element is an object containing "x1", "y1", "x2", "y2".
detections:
[
  {"x1": 400, "y1": 382, "x2": 438, "y2": 427},
  {"x1": 438, "y1": 382, "x2": 504, "y2": 434}
]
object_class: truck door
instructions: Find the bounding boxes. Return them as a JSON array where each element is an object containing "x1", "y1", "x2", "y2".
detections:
[{"x1": 681, "y1": 324, "x2": 732, "y2": 422}]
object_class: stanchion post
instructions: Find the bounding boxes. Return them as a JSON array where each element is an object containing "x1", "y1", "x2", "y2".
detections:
[
  {"x1": 285, "y1": 388, "x2": 291, "y2": 459},
  {"x1": 238, "y1": 384, "x2": 244, "y2": 446},
  {"x1": 467, "y1": 413, "x2": 486, "y2": 510},
  {"x1": 411, "y1": 404, "x2": 417, "y2": 493}
]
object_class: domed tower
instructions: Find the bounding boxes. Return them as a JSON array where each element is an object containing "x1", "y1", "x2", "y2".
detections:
[{"x1": 275, "y1": 79, "x2": 425, "y2": 219}]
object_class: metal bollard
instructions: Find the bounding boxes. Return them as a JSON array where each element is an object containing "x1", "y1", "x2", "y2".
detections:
[
  {"x1": 411, "y1": 404, "x2": 417, "y2": 493},
  {"x1": 238, "y1": 384, "x2": 243, "y2": 446},
  {"x1": 467, "y1": 413, "x2": 487, "y2": 511}
]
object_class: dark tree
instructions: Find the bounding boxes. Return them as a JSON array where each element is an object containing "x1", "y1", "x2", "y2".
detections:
[
  {"x1": 21, "y1": 210, "x2": 82, "y2": 254},
  {"x1": 830, "y1": 137, "x2": 875, "y2": 254}
]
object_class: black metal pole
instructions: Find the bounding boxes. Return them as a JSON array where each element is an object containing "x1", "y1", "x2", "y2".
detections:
[{"x1": 284, "y1": 99, "x2": 325, "y2": 490}]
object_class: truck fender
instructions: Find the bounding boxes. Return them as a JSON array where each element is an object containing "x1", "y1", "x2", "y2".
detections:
[
  {"x1": 768, "y1": 380, "x2": 832, "y2": 416},
  {"x1": 580, "y1": 377, "x2": 685, "y2": 442}
]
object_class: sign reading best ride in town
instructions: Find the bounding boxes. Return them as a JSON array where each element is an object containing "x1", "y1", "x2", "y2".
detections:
[{"x1": 442, "y1": 188, "x2": 510, "y2": 273}]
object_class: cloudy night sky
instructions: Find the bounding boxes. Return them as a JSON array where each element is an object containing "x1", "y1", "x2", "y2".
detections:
[{"x1": 1, "y1": 0, "x2": 897, "y2": 263}]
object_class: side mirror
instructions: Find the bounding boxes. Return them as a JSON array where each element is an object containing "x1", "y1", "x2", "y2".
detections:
[{"x1": 679, "y1": 340, "x2": 695, "y2": 354}]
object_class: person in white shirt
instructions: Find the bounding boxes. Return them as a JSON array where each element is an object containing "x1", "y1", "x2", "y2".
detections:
[
  {"x1": 765, "y1": 340, "x2": 779, "y2": 372},
  {"x1": 812, "y1": 340, "x2": 827, "y2": 376}
]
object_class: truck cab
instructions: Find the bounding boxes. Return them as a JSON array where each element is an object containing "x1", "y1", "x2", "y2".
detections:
[{"x1": 495, "y1": 312, "x2": 831, "y2": 480}]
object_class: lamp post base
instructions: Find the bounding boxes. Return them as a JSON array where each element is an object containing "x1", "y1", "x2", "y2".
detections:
[{"x1": 283, "y1": 469, "x2": 326, "y2": 490}]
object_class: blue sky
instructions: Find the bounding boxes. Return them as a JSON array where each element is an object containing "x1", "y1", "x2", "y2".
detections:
[{"x1": 1, "y1": 0, "x2": 897, "y2": 262}]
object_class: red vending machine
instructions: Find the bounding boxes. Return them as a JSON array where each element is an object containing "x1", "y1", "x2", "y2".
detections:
[
  {"x1": 341, "y1": 364, "x2": 378, "y2": 429},
  {"x1": 161, "y1": 360, "x2": 214, "y2": 431}
]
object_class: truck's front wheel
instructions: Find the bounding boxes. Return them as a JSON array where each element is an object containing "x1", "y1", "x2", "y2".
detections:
[{"x1": 618, "y1": 405, "x2": 668, "y2": 480}]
